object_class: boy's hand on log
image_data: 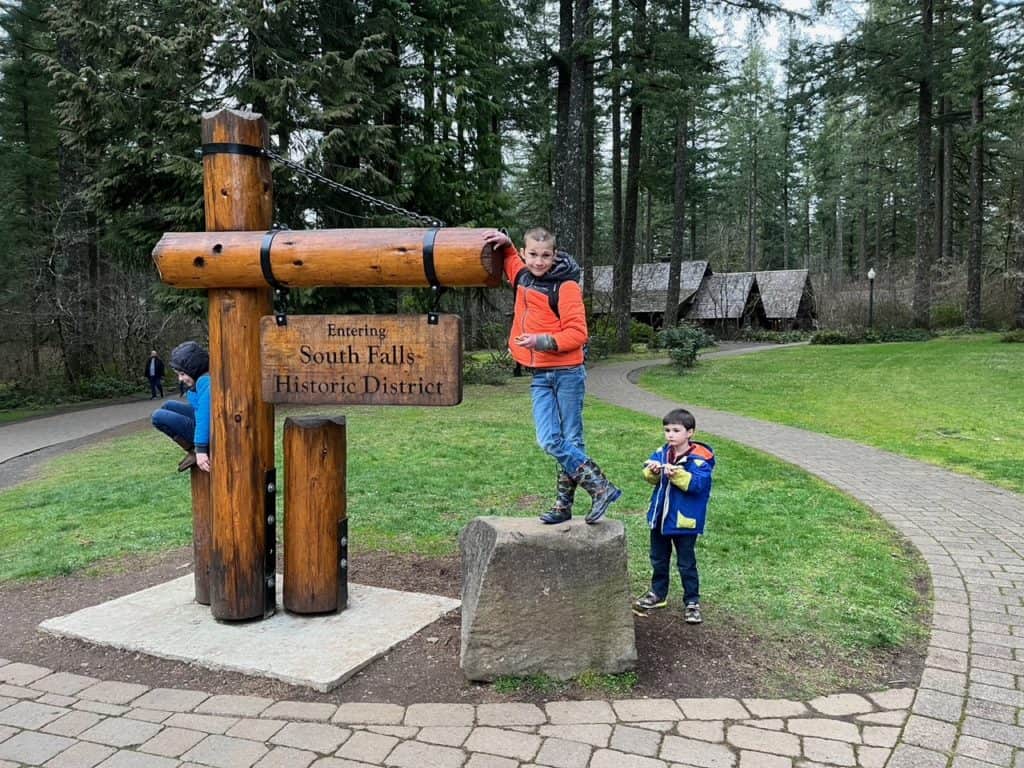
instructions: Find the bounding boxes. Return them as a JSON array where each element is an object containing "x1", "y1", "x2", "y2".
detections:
[
  {"x1": 644, "y1": 460, "x2": 662, "y2": 474},
  {"x1": 197, "y1": 452, "x2": 211, "y2": 473},
  {"x1": 482, "y1": 229, "x2": 512, "y2": 250}
]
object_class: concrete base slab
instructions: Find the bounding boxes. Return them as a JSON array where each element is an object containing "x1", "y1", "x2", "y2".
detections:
[{"x1": 39, "y1": 576, "x2": 460, "y2": 692}]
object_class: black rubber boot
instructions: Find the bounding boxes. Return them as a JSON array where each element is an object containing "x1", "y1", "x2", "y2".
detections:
[
  {"x1": 539, "y1": 471, "x2": 576, "y2": 524},
  {"x1": 574, "y1": 459, "x2": 622, "y2": 524}
]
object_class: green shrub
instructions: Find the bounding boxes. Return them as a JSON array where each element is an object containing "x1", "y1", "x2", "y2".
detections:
[
  {"x1": 586, "y1": 327, "x2": 615, "y2": 361},
  {"x1": 0, "y1": 374, "x2": 139, "y2": 411},
  {"x1": 811, "y1": 327, "x2": 931, "y2": 345},
  {"x1": 811, "y1": 329, "x2": 864, "y2": 345},
  {"x1": 874, "y1": 327, "x2": 932, "y2": 343},
  {"x1": 630, "y1": 320, "x2": 655, "y2": 345},
  {"x1": 1002, "y1": 329, "x2": 1024, "y2": 343},
  {"x1": 931, "y1": 302, "x2": 964, "y2": 329},
  {"x1": 935, "y1": 325, "x2": 991, "y2": 337},
  {"x1": 463, "y1": 360, "x2": 512, "y2": 385},
  {"x1": 657, "y1": 324, "x2": 715, "y2": 372},
  {"x1": 462, "y1": 336, "x2": 513, "y2": 385},
  {"x1": 739, "y1": 328, "x2": 811, "y2": 344}
]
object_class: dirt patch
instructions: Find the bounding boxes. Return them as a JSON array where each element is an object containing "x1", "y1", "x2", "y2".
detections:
[{"x1": 0, "y1": 548, "x2": 927, "y2": 704}]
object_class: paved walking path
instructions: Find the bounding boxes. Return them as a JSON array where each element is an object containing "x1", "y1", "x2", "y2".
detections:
[
  {"x1": 0, "y1": 399, "x2": 158, "y2": 464},
  {"x1": 2, "y1": 354, "x2": 1024, "y2": 767}
]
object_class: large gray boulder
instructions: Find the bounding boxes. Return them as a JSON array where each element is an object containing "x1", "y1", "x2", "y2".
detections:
[{"x1": 459, "y1": 516, "x2": 637, "y2": 681}]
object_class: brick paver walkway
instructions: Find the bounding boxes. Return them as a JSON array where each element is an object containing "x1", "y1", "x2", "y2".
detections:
[{"x1": 1, "y1": 354, "x2": 1022, "y2": 766}]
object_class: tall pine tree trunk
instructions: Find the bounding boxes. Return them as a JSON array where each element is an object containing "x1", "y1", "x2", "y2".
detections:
[
  {"x1": 582, "y1": 22, "x2": 595, "y2": 298},
  {"x1": 610, "y1": 0, "x2": 623, "y2": 264},
  {"x1": 942, "y1": 96, "x2": 953, "y2": 265},
  {"x1": 556, "y1": 0, "x2": 589, "y2": 256},
  {"x1": 859, "y1": 204, "x2": 868, "y2": 276},
  {"x1": 746, "y1": 135, "x2": 758, "y2": 272},
  {"x1": 664, "y1": 0, "x2": 691, "y2": 328},
  {"x1": 1015, "y1": 162, "x2": 1024, "y2": 329},
  {"x1": 912, "y1": 0, "x2": 935, "y2": 328},
  {"x1": 614, "y1": 0, "x2": 646, "y2": 352},
  {"x1": 965, "y1": 0, "x2": 984, "y2": 328},
  {"x1": 552, "y1": 0, "x2": 572, "y2": 234}
]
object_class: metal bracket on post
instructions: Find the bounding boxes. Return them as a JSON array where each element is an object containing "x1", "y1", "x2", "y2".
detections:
[
  {"x1": 264, "y1": 469, "x2": 278, "y2": 617},
  {"x1": 338, "y1": 518, "x2": 349, "y2": 610},
  {"x1": 421, "y1": 227, "x2": 446, "y2": 325},
  {"x1": 260, "y1": 227, "x2": 291, "y2": 326}
]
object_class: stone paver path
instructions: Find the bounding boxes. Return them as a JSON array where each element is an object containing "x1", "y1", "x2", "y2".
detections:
[{"x1": 1, "y1": 353, "x2": 1023, "y2": 766}]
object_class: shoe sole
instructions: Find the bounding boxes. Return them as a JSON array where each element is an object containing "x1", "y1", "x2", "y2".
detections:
[
  {"x1": 585, "y1": 487, "x2": 622, "y2": 525},
  {"x1": 539, "y1": 515, "x2": 572, "y2": 525}
]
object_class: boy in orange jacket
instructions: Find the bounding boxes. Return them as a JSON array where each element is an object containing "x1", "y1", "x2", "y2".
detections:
[{"x1": 483, "y1": 227, "x2": 621, "y2": 524}]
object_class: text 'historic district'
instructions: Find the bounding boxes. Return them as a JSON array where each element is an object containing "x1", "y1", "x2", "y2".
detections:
[{"x1": 260, "y1": 314, "x2": 463, "y2": 406}]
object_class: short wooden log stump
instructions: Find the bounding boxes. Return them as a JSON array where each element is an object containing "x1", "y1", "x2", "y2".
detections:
[
  {"x1": 190, "y1": 467, "x2": 211, "y2": 605},
  {"x1": 283, "y1": 416, "x2": 348, "y2": 614},
  {"x1": 459, "y1": 516, "x2": 637, "y2": 681}
]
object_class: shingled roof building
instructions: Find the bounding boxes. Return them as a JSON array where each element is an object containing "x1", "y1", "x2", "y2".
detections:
[
  {"x1": 684, "y1": 271, "x2": 765, "y2": 330},
  {"x1": 755, "y1": 269, "x2": 816, "y2": 329},
  {"x1": 589, "y1": 261, "x2": 711, "y2": 323}
]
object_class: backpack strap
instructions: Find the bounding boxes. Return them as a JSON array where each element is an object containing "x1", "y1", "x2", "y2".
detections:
[{"x1": 514, "y1": 269, "x2": 562, "y2": 319}]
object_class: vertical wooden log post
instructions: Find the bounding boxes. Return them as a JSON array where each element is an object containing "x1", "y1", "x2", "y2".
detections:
[
  {"x1": 283, "y1": 417, "x2": 348, "y2": 614},
  {"x1": 202, "y1": 109, "x2": 276, "y2": 620},
  {"x1": 190, "y1": 467, "x2": 211, "y2": 605}
]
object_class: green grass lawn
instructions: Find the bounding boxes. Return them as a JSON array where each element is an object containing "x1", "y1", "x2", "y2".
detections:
[
  {"x1": 641, "y1": 334, "x2": 1024, "y2": 494},
  {"x1": 0, "y1": 377, "x2": 926, "y2": 681}
]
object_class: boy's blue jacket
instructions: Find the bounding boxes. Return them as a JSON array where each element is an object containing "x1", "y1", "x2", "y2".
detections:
[
  {"x1": 187, "y1": 373, "x2": 211, "y2": 453},
  {"x1": 643, "y1": 440, "x2": 715, "y2": 535}
]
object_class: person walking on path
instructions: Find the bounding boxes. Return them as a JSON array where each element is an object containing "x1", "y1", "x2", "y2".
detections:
[
  {"x1": 144, "y1": 350, "x2": 165, "y2": 399},
  {"x1": 483, "y1": 226, "x2": 621, "y2": 525},
  {"x1": 151, "y1": 341, "x2": 211, "y2": 473},
  {"x1": 635, "y1": 408, "x2": 715, "y2": 625}
]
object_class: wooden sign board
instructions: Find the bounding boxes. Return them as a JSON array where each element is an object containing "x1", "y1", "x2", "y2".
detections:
[{"x1": 261, "y1": 315, "x2": 463, "y2": 406}]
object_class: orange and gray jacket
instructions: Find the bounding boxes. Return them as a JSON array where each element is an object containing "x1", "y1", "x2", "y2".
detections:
[
  {"x1": 502, "y1": 245, "x2": 588, "y2": 369},
  {"x1": 642, "y1": 441, "x2": 715, "y2": 535}
]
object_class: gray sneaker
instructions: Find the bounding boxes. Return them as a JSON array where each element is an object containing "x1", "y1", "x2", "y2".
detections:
[{"x1": 684, "y1": 603, "x2": 703, "y2": 624}]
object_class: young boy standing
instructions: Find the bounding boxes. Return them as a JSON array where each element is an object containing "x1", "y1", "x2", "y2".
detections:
[
  {"x1": 636, "y1": 408, "x2": 715, "y2": 624},
  {"x1": 483, "y1": 227, "x2": 621, "y2": 525}
]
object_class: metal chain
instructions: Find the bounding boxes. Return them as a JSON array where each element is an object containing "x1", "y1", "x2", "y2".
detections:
[{"x1": 263, "y1": 149, "x2": 446, "y2": 228}]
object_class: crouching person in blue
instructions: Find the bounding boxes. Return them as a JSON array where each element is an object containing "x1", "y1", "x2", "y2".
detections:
[
  {"x1": 151, "y1": 341, "x2": 211, "y2": 473},
  {"x1": 634, "y1": 408, "x2": 715, "y2": 624}
]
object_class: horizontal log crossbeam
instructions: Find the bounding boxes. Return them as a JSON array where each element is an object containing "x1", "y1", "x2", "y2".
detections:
[{"x1": 152, "y1": 228, "x2": 503, "y2": 289}]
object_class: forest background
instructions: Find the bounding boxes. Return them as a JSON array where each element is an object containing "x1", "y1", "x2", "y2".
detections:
[{"x1": 1, "y1": 0, "x2": 1023, "y2": 396}]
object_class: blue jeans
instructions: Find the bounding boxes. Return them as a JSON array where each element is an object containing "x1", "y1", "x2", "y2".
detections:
[
  {"x1": 650, "y1": 529, "x2": 699, "y2": 605},
  {"x1": 530, "y1": 365, "x2": 589, "y2": 476},
  {"x1": 152, "y1": 400, "x2": 195, "y2": 446}
]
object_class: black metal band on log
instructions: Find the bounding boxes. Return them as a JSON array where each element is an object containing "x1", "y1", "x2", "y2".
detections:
[
  {"x1": 152, "y1": 228, "x2": 503, "y2": 289},
  {"x1": 259, "y1": 229, "x2": 289, "y2": 291},
  {"x1": 422, "y1": 227, "x2": 441, "y2": 289},
  {"x1": 202, "y1": 142, "x2": 265, "y2": 158}
]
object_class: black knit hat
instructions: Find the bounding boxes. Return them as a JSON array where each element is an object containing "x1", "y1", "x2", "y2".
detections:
[{"x1": 169, "y1": 341, "x2": 209, "y2": 380}]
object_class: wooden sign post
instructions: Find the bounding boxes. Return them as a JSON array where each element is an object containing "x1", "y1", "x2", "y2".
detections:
[
  {"x1": 202, "y1": 111, "x2": 276, "y2": 621},
  {"x1": 154, "y1": 108, "x2": 502, "y2": 622}
]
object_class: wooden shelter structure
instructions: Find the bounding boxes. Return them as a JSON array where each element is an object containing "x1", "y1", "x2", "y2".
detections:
[
  {"x1": 589, "y1": 261, "x2": 711, "y2": 324},
  {"x1": 755, "y1": 269, "x2": 816, "y2": 329},
  {"x1": 685, "y1": 271, "x2": 765, "y2": 332}
]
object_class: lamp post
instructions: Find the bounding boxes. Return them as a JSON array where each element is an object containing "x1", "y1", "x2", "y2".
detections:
[{"x1": 867, "y1": 267, "x2": 876, "y2": 329}]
